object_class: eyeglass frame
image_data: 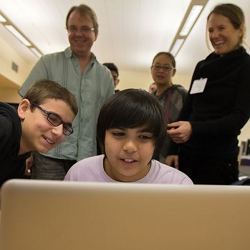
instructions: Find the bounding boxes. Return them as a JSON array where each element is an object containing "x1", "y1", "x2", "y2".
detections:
[
  {"x1": 151, "y1": 64, "x2": 175, "y2": 72},
  {"x1": 31, "y1": 103, "x2": 73, "y2": 136},
  {"x1": 67, "y1": 26, "x2": 95, "y2": 35}
]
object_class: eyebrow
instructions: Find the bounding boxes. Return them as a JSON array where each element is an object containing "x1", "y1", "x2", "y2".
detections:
[
  {"x1": 154, "y1": 63, "x2": 172, "y2": 66},
  {"x1": 110, "y1": 127, "x2": 152, "y2": 132},
  {"x1": 37, "y1": 104, "x2": 70, "y2": 124},
  {"x1": 129, "y1": 128, "x2": 154, "y2": 133},
  {"x1": 137, "y1": 130, "x2": 153, "y2": 134}
]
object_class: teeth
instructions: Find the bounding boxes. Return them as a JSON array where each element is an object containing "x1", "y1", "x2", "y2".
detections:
[
  {"x1": 45, "y1": 137, "x2": 54, "y2": 145},
  {"x1": 214, "y1": 41, "x2": 223, "y2": 46},
  {"x1": 124, "y1": 159, "x2": 134, "y2": 163}
]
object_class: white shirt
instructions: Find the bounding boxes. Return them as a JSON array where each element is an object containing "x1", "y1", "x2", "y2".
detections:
[{"x1": 65, "y1": 155, "x2": 193, "y2": 184}]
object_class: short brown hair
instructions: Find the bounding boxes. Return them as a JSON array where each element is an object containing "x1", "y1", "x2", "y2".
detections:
[
  {"x1": 23, "y1": 80, "x2": 78, "y2": 116},
  {"x1": 66, "y1": 4, "x2": 99, "y2": 36}
]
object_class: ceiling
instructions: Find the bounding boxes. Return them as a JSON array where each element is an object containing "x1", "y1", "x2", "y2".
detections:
[{"x1": 0, "y1": 0, "x2": 250, "y2": 86}]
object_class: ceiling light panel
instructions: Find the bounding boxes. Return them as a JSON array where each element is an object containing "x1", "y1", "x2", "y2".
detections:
[
  {"x1": 0, "y1": 14, "x2": 7, "y2": 23},
  {"x1": 179, "y1": 5, "x2": 203, "y2": 36},
  {"x1": 5, "y1": 25, "x2": 31, "y2": 46}
]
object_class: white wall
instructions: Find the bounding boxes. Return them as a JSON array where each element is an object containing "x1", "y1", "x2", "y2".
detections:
[
  {"x1": 0, "y1": 37, "x2": 35, "y2": 87},
  {"x1": 0, "y1": 35, "x2": 36, "y2": 103}
]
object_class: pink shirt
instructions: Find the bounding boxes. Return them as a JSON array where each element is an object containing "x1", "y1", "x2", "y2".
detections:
[{"x1": 65, "y1": 155, "x2": 193, "y2": 184}]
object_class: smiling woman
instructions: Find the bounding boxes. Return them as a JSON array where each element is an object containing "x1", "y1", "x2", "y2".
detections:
[{"x1": 167, "y1": 3, "x2": 250, "y2": 185}]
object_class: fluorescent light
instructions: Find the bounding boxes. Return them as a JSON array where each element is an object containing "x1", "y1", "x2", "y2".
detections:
[
  {"x1": 170, "y1": 38, "x2": 185, "y2": 56},
  {"x1": 1, "y1": 11, "x2": 43, "y2": 58},
  {"x1": 179, "y1": 5, "x2": 203, "y2": 36},
  {"x1": 5, "y1": 24, "x2": 31, "y2": 46},
  {"x1": 30, "y1": 47, "x2": 42, "y2": 57},
  {"x1": 169, "y1": 1, "x2": 207, "y2": 57},
  {"x1": 0, "y1": 14, "x2": 7, "y2": 23}
]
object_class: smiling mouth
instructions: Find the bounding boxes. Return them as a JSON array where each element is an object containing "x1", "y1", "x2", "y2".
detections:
[
  {"x1": 121, "y1": 158, "x2": 137, "y2": 164},
  {"x1": 43, "y1": 135, "x2": 55, "y2": 145},
  {"x1": 213, "y1": 41, "x2": 224, "y2": 47}
]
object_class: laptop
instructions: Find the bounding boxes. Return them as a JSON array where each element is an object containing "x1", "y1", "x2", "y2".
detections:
[{"x1": 0, "y1": 179, "x2": 250, "y2": 250}]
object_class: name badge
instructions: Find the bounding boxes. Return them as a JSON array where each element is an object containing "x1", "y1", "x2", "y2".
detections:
[{"x1": 190, "y1": 78, "x2": 207, "y2": 94}]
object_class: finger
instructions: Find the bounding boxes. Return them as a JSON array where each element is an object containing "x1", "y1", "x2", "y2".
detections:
[{"x1": 167, "y1": 122, "x2": 179, "y2": 128}]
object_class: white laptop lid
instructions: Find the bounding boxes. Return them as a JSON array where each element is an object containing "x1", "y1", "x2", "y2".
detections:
[{"x1": 0, "y1": 179, "x2": 250, "y2": 250}]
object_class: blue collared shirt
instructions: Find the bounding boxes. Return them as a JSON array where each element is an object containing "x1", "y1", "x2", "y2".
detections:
[{"x1": 19, "y1": 47, "x2": 114, "y2": 160}]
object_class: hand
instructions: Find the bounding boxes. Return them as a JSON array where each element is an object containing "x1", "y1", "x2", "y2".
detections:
[
  {"x1": 165, "y1": 155, "x2": 179, "y2": 169},
  {"x1": 167, "y1": 121, "x2": 192, "y2": 143}
]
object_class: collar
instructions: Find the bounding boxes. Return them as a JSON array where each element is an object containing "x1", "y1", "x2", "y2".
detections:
[{"x1": 64, "y1": 47, "x2": 97, "y2": 62}]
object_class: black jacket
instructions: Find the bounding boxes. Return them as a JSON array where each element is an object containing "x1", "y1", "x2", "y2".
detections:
[
  {"x1": 177, "y1": 47, "x2": 250, "y2": 158},
  {"x1": 0, "y1": 102, "x2": 27, "y2": 186}
]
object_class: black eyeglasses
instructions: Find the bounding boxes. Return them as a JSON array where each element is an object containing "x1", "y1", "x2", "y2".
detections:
[
  {"x1": 31, "y1": 103, "x2": 73, "y2": 136},
  {"x1": 152, "y1": 65, "x2": 175, "y2": 72},
  {"x1": 67, "y1": 26, "x2": 95, "y2": 35}
]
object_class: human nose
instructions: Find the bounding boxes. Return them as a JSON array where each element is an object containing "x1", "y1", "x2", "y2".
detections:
[
  {"x1": 158, "y1": 66, "x2": 165, "y2": 72},
  {"x1": 51, "y1": 124, "x2": 64, "y2": 137},
  {"x1": 71, "y1": 29, "x2": 82, "y2": 36},
  {"x1": 122, "y1": 139, "x2": 137, "y2": 153},
  {"x1": 210, "y1": 30, "x2": 219, "y2": 40}
]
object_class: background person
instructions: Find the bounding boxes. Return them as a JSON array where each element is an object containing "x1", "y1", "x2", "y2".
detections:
[
  {"x1": 19, "y1": 4, "x2": 114, "y2": 180},
  {"x1": 103, "y1": 62, "x2": 120, "y2": 92},
  {"x1": 151, "y1": 52, "x2": 187, "y2": 163},
  {"x1": 65, "y1": 89, "x2": 192, "y2": 184},
  {"x1": 167, "y1": 3, "x2": 250, "y2": 184}
]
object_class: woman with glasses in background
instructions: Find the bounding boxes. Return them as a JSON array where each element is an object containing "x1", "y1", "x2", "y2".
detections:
[
  {"x1": 150, "y1": 52, "x2": 187, "y2": 163},
  {"x1": 167, "y1": 3, "x2": 250, "y2": 184}
]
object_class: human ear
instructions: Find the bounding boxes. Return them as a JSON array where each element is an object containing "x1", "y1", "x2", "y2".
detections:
[
  {"x1": 172, "y1": 68, "x2": 176, "y2": 77},
  {"x1": 17, "y1": 99, "x2": 31, "y2": 120},
  {"x1": 239, "y1": 24, "x2": 245, "y2": 41},
  {"x1": 94, "y1": 32, "x2": 98, "y2": 41}
]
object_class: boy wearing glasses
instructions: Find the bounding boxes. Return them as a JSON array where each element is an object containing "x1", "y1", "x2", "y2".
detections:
[{"x1": 0, "y1": 80, "x2": 78, "y2": 186}]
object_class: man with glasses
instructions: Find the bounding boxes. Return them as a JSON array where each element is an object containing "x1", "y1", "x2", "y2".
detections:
[
  {"x1": 150, "y1": 52, "x2": 187, "y2": 165},
  {"x1": 19, "y1": 4, "x2": 114, "y2": 180},
  {"x1": 0, "y1": 80, "x2": 78, "y2": 186}
]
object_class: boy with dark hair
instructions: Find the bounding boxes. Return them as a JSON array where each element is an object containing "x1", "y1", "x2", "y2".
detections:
[{"x1": 65, "y1": 89, "x2": 192, "y2": 184}]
